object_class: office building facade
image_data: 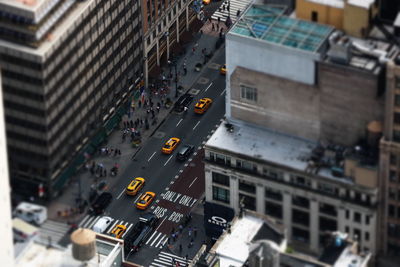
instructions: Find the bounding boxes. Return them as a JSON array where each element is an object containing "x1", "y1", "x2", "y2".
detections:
[{"x1": 0, "y1": 0, "x2": 143, "y2": 198}]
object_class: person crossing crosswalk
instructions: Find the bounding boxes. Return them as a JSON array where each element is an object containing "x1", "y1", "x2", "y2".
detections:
[
  {"x1": 145, "y1": 229, "x2": 169, "y2": 249},
  {"x1": 211, "y1": 0, "x2": 252, "y2": 24},
  {"x1": 36, "y1": 219, "x2": 70, "y2": 247},
  {"x1": 149, "y1": 251, "x2": 191, "y2": 267}
]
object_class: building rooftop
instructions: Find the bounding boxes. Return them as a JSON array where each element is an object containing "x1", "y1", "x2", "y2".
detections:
[
  {"x1": 206, "y1": 120, "x2": 354, "y2": 184},
  {"x1": 231, "y1": 4, "x2": 333, "y2": 53}
]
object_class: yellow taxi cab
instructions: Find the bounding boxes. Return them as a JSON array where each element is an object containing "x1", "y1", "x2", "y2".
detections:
[
  {"x1": 126, "y1": 177, "x2": 145, "y2": 196},
  {"x1": 161, "y1": 137, "x2": 180, "y2": 154},
  {"x1": 203, "y1": 0, "x2": 211, "y2": 4},
  {"x1": 136, "y1": 191, "x2": 156, "y2": 210},
  {"x1": 110, "y1": 224, "x2": 127, "y2": 239},
  {"x1": 194, "y1": 98, "x2": 213, "y2": 114},
  {"x1": 220, "y1": 64, "x2": 226, "y2": 75}
]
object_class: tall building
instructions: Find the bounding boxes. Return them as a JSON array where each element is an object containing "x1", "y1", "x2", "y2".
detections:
[
  {"x1": 0, "y1": 73, "x2": 14, "y2": 267},
  {"x1": 204, "y1": 3, "x2": 397, "y2": 258},
  {"x1": 141, "y1": 0, "x2": 198, "y2": 86},
  {"x1": 378, "y1": 56, "x2": 400, "y2": 261},
  {"x1": 0, "y1": 0, "x2": 143, "y2": 198}
]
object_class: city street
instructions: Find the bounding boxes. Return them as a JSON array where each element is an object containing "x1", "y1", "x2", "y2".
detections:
[{"x1": 77, "y1": 45, "x2": 226, "y2": 266}]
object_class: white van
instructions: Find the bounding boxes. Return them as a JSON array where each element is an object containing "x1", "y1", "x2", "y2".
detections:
[
  {"x1": 92, "y1": 216, "x2": 113, "y2": 233},
  {"x1": 12, "y1": 218, "x2": 38, "y2": 242},
  {"x1": 14, "y1": 202, "x2": 47, "y2": 225}
]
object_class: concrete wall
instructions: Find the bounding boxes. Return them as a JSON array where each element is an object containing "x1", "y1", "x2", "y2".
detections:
[
  {"x1": 230, "y1": 67, "x2": 321, "y2": 141},
  {"x1": 318, "y1": 62, "x2": 384, "y2": 146},
  {"x1": 343, "y1": 3, "x2": 371, "y2": 38},
  {"x1": 296, "y1": 0, "x2": 343, "y2": 30},
  {"x1": 229, "y1": 62, "x2": 384, "y2": 146}
]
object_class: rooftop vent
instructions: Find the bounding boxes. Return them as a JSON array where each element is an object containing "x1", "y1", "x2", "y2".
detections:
[
  {"x1": 327, "y1": 31, "x2": 352, "y2": 65},
  {"x1": 71, "y1": 228, "x2": 97, "y2": 262}
]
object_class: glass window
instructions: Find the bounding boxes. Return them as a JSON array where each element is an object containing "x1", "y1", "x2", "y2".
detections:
[
  {"x1": 389, "y1": 204, "x2": 395, "y2": 218},
  {"x1": 390, "y1": 153, "x2": 397, "y2": 165},
  {"x1": 265, "y1": 188, "x2": 283, "y2": 201},
  {"x1": 345, "y1": 210, "x2": 350, "y2": 219},
  {"x1": 212, "y1": 186, "x2": 230, "y2": 203},
  {"x1": 395, "y1": 76, "x2": 400, "y2": 89},
  {"x1": 390, "y1": 170, "x2": 397, "y2": 182},
  {"x1": 212, "y1": 172, "x2": 230, "y2": 186},
  {"x1": 239, "y1": 194, "x2": 256, "y2": 210},
  {"x1": 239, "y1": 180, "x2": 256, "y2": 194},
  {"x1": 293, "y1": 209, "x2": 309, "y2": 226},
  {"x1": 240, "y1": 85, "x2": 257, "y2": 102},
  {"x1": 209, "y1": 152, "x2": 215, "y2": 161},
  {"x1": 354, "y1": 212, "x2": 361, "y2": 223},
  {"x1": 292, "y1": 195, "x2": 309, "y2": 208},
  {"x1": 394, "y1": 113, "x2": 400, "y2": 124},
  {"x1": 393, "y1": 130, "x2": 400, "y2": 142},
  {"x1": 395, "y1": 94, "x2": 400, "y2": 107},
  {"x1": 292, "y1": 227, "x2": 309, "y2": 243},
  {"x1": 263, "y1": 167, "x2": 283, "y2": 180},
  {"x1": 265, "y1": 201, "x2": 282, "y2": 219}
]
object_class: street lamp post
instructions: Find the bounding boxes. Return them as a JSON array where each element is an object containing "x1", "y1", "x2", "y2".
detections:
[{"x1": 168, "y1": 58, "x2": 179, "y2": 98}]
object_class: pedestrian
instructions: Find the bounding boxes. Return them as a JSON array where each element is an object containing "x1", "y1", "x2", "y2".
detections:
[
  {"x1": 193, "y1": 226, "x2": 198, "y2": 237},
  {"x1": 237, "y1": 9, "x2": 241, "y2": 17},
  {"x1": 138, "y1": 100, "x2": 141, "y2": 108},
  {"x1": 179, "y1": 224, "x2": 183, "y2": 233},
  {"x1": 222, "y1": 4, "x2": 225, "y2": 11},
  {"x1": 130, "y1": 120, "x2": 134, "y2": 128},
  {"x1": 217, "y1": 23, "x2": 220, "y2": 31},
  {"x1": 218, "y1": 17, "x2": 221, "y2": 24},
  {"x1": 188, "y1": 239, "x2": 193, "y2": 248},
  {"x1": 212, "y1": 23, "x2": 215, "y2": 31},
  {"x1": 188, "y1": 229, "x2": 192, "y2": 238},
  {"x1": 156, "y1": 105, "x2": 160, "y2": 113},
  {"x1": 183, "y1": 66, "x2": 187, "y2": 75},
  {"x1": 227, "y1": 4, "x2": 230, "y2": 12},
  {"x1": 172, "y1": 233, "x2": 176, "y2": 242},
  {"x1": 118, "y1": 149, "x2": 121, "y2": 155},
  {"x1": 199, "y1": 29, "x2": 203, "y2": 36},
  {"x1": 179, "y1": 243, "x2": 182, "y2": 253},
  {"x1": 103, "y1": 169, "x2": 107, "y2": 177}
]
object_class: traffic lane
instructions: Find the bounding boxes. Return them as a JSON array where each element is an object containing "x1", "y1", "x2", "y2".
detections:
[{"x1": 151, "y1": 151, "x2": 205, "y2": 233}]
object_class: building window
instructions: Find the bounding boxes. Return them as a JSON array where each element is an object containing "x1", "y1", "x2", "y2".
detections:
[
  {"x1": 212, "y1": 172, "x2": 230, "y2": 186},
  {"x1": 318, "y1": 183, "x2": 338, "y2": 196},
  {"x1": 265, "y1": 201, "x2": 282, "y2": 219},
  {"x1": 292, "y1": 195, "x2": 309, "y2": 208},
  {"x1": 311, "y1": 11, "x2": 318, "y2": 22},
  {"x1": 345, "y1": 210, "x2": 350, "y2": 219},
  {"x1": 345, "y1": 226, "x2": 350, "y2": 233},
  {"x1": 292, "y1": 227, "x2": 309, "y2": 243},
  {"x1": 365, "y1": 215, "x2": 370, "y2": 225},
  {"x1": 265, "y1": 188, "x2": 283, "y2": 201},
  {"x1": 394, "y1": 113, "x2": 400, "y2": 124},
  {"x1": 209, "y1": 152, "x2": 215, "y2": 161},
  {"x1": 390, "y1": 153, "x2": 397, "y2": 165},
  {"x1": 239, "y1": 180, "x2": 256, "y2": 194},
  {"x1": 389, "y1": 188, "x2": 396, "y2": 200},
  {"x1": 212, "y1": 186, "x2": 230, "y2": 203},
  {"x1": 365, "y1": 232, "x2": 370, "y2": 241},
  {"x1": 214, "y1": 153, "x2": 231, "y2": 166},
  {"x1": 389, "y1": 204, "x2": 395, "y2": 218},
  {"x1": 395, "y1": 94, "x2": 400, "y2": 107},
  {"x1": 239, "y1": 194, "x2": 256, "y2": 211},
  {"x1": 293, "y1": 209, "x2": 309, "y2": 226},
  {"x1": 389, "y1": 170, "x2": 397, "y2": 182},
  {"x1": 319, "y1": 203, "x2": 337, "y2": 217},
  {"x1": 290, "y1": 175, "x2": 311, "y2": 188},
  {"x1": 354, "y1": 212, "x2": 361, "y2": 223},
  {"x1": 354, "y1": 228, "x2": 361, "y2": 241},
  {"x1": 240, "y1": 85, "x2": 257, "y2": 102},
  {"x1": 236, "y1": 159, "x2": 257, "y2": 173},
  {"x1": 395, "y1": 76, "x2": 400, "y2": 88},
  {"x1": 262, "y1": 167, "x2": 283, "y2": 180},
  {"x1": 319, "y1": 217, "x2": 337, "y2": 232},
  {"x1": 393, "y1": 130, "x2": 400, "y2": 142}
]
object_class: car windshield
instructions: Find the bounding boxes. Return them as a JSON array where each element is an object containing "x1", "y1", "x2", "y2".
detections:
[
  {"x1": 164, "y1": 144, "x2": 171, "y2": 148},
  {"x1": 139, "y1": 200, "x2": 146, "y2": 204}
]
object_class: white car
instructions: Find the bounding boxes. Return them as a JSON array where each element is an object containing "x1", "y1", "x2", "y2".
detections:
[{"x1": 92, "y1": 216, "x2": 113, "y2": 233}]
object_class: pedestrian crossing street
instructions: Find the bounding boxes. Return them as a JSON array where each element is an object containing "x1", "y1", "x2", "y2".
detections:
[
  {"x1": 150, "y1": 251, "x2": 191, "y2": 267},
  {"x1": 36, "y1": 220, "x2": 70, "y2": 247},
  {"x1": 211, "y1": 0, "x2": 252, "y2": 23},
  {"x1": 78, "y1": 215, "x2": 168, "y2": 249}
]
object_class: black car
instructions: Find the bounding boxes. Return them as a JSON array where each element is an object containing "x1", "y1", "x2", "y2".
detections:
[
  {"x1": 174, "y1": 93, "x2": 193, "y2": 112},
  {"x1": 124, "y1": 213, "x2": 159, "y2": 253},
  {"x1": 91, "y1": 192, "x2": 112, "y2": 215},
  {"x1": 176, "y1": 144, "x2": 195, "y2": 161}
]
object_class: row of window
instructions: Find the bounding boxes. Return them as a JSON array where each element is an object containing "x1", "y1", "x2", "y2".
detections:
[{"x1": 388, "y1": 204, "x2": 400, "y2": 219}]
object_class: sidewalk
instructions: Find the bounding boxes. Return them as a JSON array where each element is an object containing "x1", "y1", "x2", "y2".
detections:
[{"x1": 46, "y1": 18, "x2": 224, "y2": 224}]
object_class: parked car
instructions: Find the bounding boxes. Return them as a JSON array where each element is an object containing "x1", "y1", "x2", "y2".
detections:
[
  {"x1": 136, "y1": 192, "x2": 156, "y2": 210},
  {"x1": 176, "y1": 144, "x2": 195, "y2": 161},
  {"x1": 126, "y1": 177, "x2": 145, "y2": 196},
  {"x1": 91, "y1": 192, "x2": 113, "y2": 215},
  {"x1": 92, "y1": 216, "x2": 113, "y2": 233},
  {"x1": 194, "y1": 98, "x2": 213, "y2": 114},
  {"x1": 162, "y1": 137, "x2": 181, "y2": 154},
  {"x1": 124, "y1": 213, "x2": 159, "y2": 253},
  {"x1": 13, "y1": 202, "x2": 47, "y2": 226},
  {"x1": 174, "y1": 93, "x2": 194, "y2": 112}
]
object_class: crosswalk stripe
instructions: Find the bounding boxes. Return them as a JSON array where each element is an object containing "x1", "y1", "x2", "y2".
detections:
[
  {"x1": 107, "y1": 220, "x2": 120, "y2": 234},
  {"x1": 160, "y1": 251, "x2": 189, "y2": 261},
  {"x1": 123, "y1": 223, "x2": 134, "y2": 238},
  {"x1": 146, "y1": 230, "x2": 158, "y2": 245},
  {"x1": 150, "y1": 262, "x2": 168, "y2": 267},
  {"x1": 78, "y1": 215, "x2": 91, "y2": 227},
  {"x1": 159, "y1": 255, "x2": 188, "y2": 265},
  {"x1": 150, "y1": 232, "x2": 162, "y2": 247},
  {"x1": 155, "y1": 235, "x2": 167, "y2": 248},
  {"x1": 86, "y1": 216, "x2": 100, "y2": 229}
]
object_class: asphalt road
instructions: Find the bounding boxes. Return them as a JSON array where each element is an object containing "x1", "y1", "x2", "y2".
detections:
[{"x1": 80, "y1": 47, "x2": 226, "y2": 265}]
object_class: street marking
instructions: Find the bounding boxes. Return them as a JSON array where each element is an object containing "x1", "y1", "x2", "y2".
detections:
[
  {"x1": 193, "y1": 121, "x2": 200, "y2": 130},
  {"x1": 148, "y1": 151, "x2": 156, "y2": 162},
  {"x1": 205, "y1": 82, "x2": 213, "y2": 92},
  {"x1": 175, "y1": 175, "x2": 179, "y2": 179},
  {"x1": 176, "y1": 119, "x2": 183, "y2": 127},
  {"x1": 184, "y1": 163, "x2": 188, "y2": 167},
  {"x1": 165, "y1": 187, "x2": 169, "y2": 190},
  {"x1": 78, "y1": 215, "x2": 90, "y2": 228},
  {"x1": 170, "y1": 180, "x2": 175, "y2": 184},
  {"x1": 220, "y1": 89, "x2": 226, "y2": 96},
  {"x1": 179, "y1": 170, "x2": 183, "y2": 173},
  {"x1": 155, "y1": 216, "x2": 167, "y2": 232},
  {"x1": 107, "y1": 220, "x2": 119, "y2": 234},
  {"x1": 123, "y1": 224, "x2": 134, "y2": 238},
  {"x1": 134, "y1": 194, "x2": 141, "y2": 203},
  {"x1": 188, "y1": 158, "x2": 193, "y2": 162},
  {"x1": 156, "y1": 235, "x2": 168, "y2": 248},
  {"x1": 117, "y1": 189, "x2": 125, "y2": 200},
  {"x1": 146, "y1": 231, "x2": 158, "y2": 245},
  {"x1": 189, "y1": 177, "x2": 198, "y2": 188},
  {"x1": 164, "y1": 155, "x2": 173, "y2": 166},
  {"x1": 150, "y1": 232, "x2": 162, "y2": 247},
  {"x1": 87, "y1": 217, "x2": 101, "y2": 230}
]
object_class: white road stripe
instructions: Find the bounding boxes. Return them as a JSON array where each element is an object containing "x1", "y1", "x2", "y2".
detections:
[
  {"x1": 117, "y1": 188, "x2": 125, "y2": 200},
  {"x1": 107, "y1": 220, "x2": 119, "y2": 234},
  {"x1": 152, "y1": 260, "x2": 169, "y2": 266},
  {"x1": 220, "y1": 89, "x2": 226, "y2": 96},
  {"x1": 156, "y1": 235, "x2": 168, "y2": 248},
  {"x1": 164, "y1": 155, "x2": 173, "y2": 166},
  {"x1": 150, "y1": 232, "x2": 162, "y2": 246},
  {"x1": 134, "y1": 194, "x2": 142, "y2": 203},
  {"x1": 146, "y1": 230, "x2": 158, "y2": 245},
  {"x1": 189, "y1": 177, "x2": 198, "y2": 188},
  {"x1": 122, "y1": 223, "x2": 133, "y2": 238},
  {"x1": 176, "y1": 118, "x2": 183, "y2": 127},
  {"x1": 78, "y1": 215, "x2": 90, "y2": 227},
  {"x1": 148, "y1": 151, "x2": 156, "y2": 162},
  {"x1": 160, "y1": 251, "x2": 188, "y2": 260},
  {"x1": 205, "y1": 82, "x2": 213, "y2": 92},
  {"x1": 87, "y1": 216, "x2": 101, "y2": 229},
  {"x1": 193, "y1": 121, "x2": 200, "y2": 130},
  {"x1": 155, "y1": 216, "x2": 167, "y2": 232}
]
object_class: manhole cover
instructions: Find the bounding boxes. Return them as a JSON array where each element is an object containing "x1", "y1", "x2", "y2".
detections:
[
  {"x1": 189, "y1": 163, "x2": 196, "y2": 167},
  {"x1": 189, "y1": 89, "x2": 200, "y2": 95},
  {"x1": 197, "y1": 77, "x2": 209, "y2": 84},
  {"x1": 153, "y1": 131, "x2": 165, "y2": 139}
]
